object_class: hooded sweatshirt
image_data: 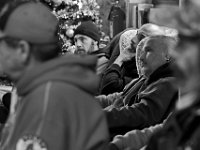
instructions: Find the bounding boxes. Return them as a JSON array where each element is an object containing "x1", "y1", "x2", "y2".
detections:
[{"x1": 0, "y1": 54, "x2": 109, "y2": 150}]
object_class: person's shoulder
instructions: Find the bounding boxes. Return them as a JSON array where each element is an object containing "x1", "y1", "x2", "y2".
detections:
[
  {"x1": 156, "y1": 77, "x2": 176, "y2": 84},
  {"x1": 143, "y1": 76, "x2": 176, "y2": 90},
  {"x1": 25, "y1": 81, "x2": 79, "y2": 106},
  {"x1": 49, "y1": 81, "x2": 91, "y2": 98},
  {"x1": 147, "y1": 77, "x2": 177, "y2": 91},
  {"x1": 27, "y1": 81, "x2": 101, "y2": 114},
  {"x1": 49, "y1": 81, "x2": 100, "y2": 106}
]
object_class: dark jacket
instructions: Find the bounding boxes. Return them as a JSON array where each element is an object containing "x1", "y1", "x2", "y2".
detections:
[
  {"x1": 100, "y1": 59, "x2": 138, "y2": 95},
  {"x1": 99, "y1": 29, "x2": 138, "y2": 95},
  {"x1": 0, "y1": 55, "x2": 109, "y2": 150},
  {"x1": 104, "y1": 63, "x2": 178, "y2": 136},
  {"x1": 90, "y1": 49, "x2": 109, "y2": 75},
  {"x1": 146, "y1": 94, "x2": 200, "y2": 150}
]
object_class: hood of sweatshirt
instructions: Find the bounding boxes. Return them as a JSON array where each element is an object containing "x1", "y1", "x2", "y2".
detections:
[{"x1": 16, "y1": 54, "x2": 99, "y2": 96}]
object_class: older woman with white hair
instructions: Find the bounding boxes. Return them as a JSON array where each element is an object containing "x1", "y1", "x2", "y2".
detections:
[
  {"x1": 97, "y1": 35, "x2": 179, "y2": 140},
  {"x1": 100, "y1": 23, "x2": 174, "y2": 95}
]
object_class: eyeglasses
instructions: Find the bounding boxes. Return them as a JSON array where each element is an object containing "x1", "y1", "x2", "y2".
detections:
[
  {"x1": 0, "y1": 35, "x2": 15, "y2": 43},
  {"x1": 0, "y1": 35, "x2": 58, "y2": 49}
]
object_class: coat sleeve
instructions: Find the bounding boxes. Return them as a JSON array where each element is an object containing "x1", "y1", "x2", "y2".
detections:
[
  {"x1": 96, "y1": 92, "x2": 123, "y2": 108},
  {"x1": 111, "y1": 121, "x2": 165, "y2": 150},
  {"x1": 100, "y1": 64, "x2": 125, "y2": 95},
  {"x1": 105, "y1": 78, "x2": 177, "y2": 130},
  {"x1": 96, "y1": 56, "x2": 109, "y2": 75}
]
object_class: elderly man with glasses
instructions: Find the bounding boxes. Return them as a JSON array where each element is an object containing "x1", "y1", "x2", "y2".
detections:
[{"x1": 0, "y1": 1, "x2": 109, "y2": 150}]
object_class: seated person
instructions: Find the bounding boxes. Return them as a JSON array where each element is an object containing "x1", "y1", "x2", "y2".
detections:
[
  {"x1": 100, "y1": 23, "x2": 168, "y2": 95},
  {"x1": 144, "y1": 1, "x2": 200, "y2": 150},
  {"x1": 108, "y1": 33, "x2": 179, "y2": 150},
  {"x1": 74, "y1": 21, "x2": 109, "y2": 75},
  {"x1": 97, "y1": 35, "x2": 178, "y2": 137},
  {"x1": 99, "y1": 29, "x2": 138, "y2": 95}
]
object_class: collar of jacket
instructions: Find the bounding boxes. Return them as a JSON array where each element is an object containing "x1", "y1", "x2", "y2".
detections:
[
  {"x1": 90, "y1": 48, "x2": 110, "y2": 58},
  {"x1": 145, "y1": 62, "x2": 174, "y2": 86}
]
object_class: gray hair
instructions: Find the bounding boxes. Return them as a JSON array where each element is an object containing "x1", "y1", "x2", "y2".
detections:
[{"x1": 136, "y1": 35, "x2": 177, "y2": 77}]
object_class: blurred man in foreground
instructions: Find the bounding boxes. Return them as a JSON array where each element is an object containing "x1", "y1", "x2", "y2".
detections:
[
  {"x1": 97, "y1": 35, "x2": 178, "y2": 137},
  {"x1": 0, "y1": 1, "x2": 109, "y2": 150}
]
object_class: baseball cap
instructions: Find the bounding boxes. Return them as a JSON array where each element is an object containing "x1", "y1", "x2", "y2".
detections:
[
  {"x1": 0, "y1": 1, "x2": 59, "y2": 44},
  {"x1": 149, "y1": 0, "x2": 200, "y2": 38}
]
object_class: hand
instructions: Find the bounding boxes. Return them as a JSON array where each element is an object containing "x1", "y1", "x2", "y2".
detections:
[
  {"x1": 114, "y1": 47, "x2": 135, "y2": 67},
  {"x1": 119, "y1": 46, "x2": 136, "y2": 62},
  {"x1": 112, "y1": 96, "x2": 124, "y2": 108},
  {"x1": 107, "y1": 92, "x2": 122, "y2": 102}
]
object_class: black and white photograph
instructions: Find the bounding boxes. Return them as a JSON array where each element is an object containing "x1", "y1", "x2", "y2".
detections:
[{"x1": 0, "y1": 0, "x2": 199, "y2": 150}]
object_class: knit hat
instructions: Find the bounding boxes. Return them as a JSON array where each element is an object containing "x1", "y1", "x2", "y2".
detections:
[
  {"x1": 0, "y1": 1, "x2": 58, "y2": 44},
  {"x1": 74, "y1": 21, "x2": 100, "y2": 42}
]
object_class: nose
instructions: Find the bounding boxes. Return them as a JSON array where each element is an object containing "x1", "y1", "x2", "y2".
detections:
[
  {"x1": 139, "y1": 51, "x2": 145, "y2": 62},
  {"x1": 75, "y1": 39, "x2": 82, "y2": 49}
]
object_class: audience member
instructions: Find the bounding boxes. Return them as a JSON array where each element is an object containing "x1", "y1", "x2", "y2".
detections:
[
  {"x1": 74, "y1": 21, "x2": 109, "y2": 74},
  {"x1": 145, "y1": 0, "x2": 200, "y2": 149},
  {"x1": 108, "y1": 36, "x2": 178, "y2": 150},
  {"x1": 100, "y1": 24, "x2": 167, "y2": 95},
  {"x1": 97, "y1": 36, "x2": 178, "y2": 137}
]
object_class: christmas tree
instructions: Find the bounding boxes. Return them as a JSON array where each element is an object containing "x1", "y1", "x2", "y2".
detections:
[{"x1": 40, "y1": 0, "x2": 102, "y2": 53}]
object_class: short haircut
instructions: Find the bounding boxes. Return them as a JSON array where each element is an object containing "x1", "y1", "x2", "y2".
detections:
[
  {"x1": 145, "y1": 35, "x2": 177, "y2": 55},
  {"x1": 138, "y1": 23, "x2": 165, "y2": 38}
]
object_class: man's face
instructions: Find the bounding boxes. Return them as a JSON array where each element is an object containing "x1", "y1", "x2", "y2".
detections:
[
  {"x1": 0, "y1": 36, "x2": 22, "y2": 79},
  {"x1": 139, "y1": 38, "x2": 167, "y2": 77},
  {"x1": 74, "y1": 34, "x2": 94, "y2": 54}
]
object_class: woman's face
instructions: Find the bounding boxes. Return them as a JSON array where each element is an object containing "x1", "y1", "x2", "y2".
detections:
[{"x1": 139, "y1": 37, "x2": 168, "y2": 77}]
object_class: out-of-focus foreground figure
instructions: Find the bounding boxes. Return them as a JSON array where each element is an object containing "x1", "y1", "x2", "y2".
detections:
[{"x1": 0, "y1": 1, "x2": 109, "y2": 150}]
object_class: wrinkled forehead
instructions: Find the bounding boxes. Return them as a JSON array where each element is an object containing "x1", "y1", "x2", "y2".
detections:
[
  {"x1": 143, "y1": 37, "x2": 168, "y2": 52},
  {"x1": 74, "y1": 34, "x2": 92, "y2": 40},
  {"x1": 143, "y1": 37, "x2": 157, "y2": 48}
]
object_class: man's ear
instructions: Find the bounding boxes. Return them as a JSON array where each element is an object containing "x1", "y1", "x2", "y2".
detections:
[
  {"x1": 17, "y1": 40, "x2": 31, "y2": 64},
  {"x1": 93, "y1": 41, "x2": 98, "y2": 50}
]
